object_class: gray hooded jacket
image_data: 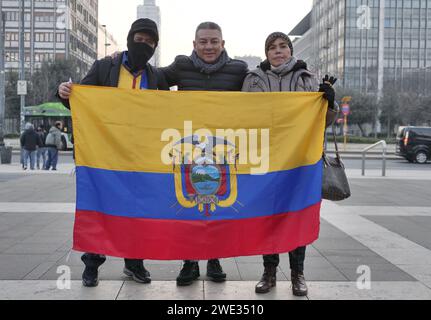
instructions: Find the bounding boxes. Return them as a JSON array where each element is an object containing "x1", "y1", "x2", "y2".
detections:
[
  {"x1": 45, "y1": 126, "x2": 63, "y2": 149},
  {"x1": 242, "y1": 57, "x2": 338, "y2": 126},
  {"x1": 242, "y1": 57, "x2": 319, "y2": 93}
]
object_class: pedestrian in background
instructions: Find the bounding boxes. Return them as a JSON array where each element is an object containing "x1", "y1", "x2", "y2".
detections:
[
  {"x1": 44, "y1": 121, "x2": 63, "y2": 171},
  {"x1": 36, "y1": 126, "x2": 48, "y2": 170},
  {"x1": 20, "y1": 123, "x2": 42, "y2": 171}
]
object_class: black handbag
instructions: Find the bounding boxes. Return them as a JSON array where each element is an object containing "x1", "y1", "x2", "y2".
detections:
[{"x1": 322, "y1": 127, "x2": 351, "y2": 201}]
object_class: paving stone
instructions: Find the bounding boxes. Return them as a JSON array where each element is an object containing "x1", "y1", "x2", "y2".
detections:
[
  {"x1": 324, "y1": 253, "x2": 395, "y2": 266},
  {"x1": 23, "y1": 261, "x2": 61, "y2": 280},
  {"x1": 235, "y1": 256, "x2": 263, "y2": 264},
  {"x1": 134, "y1": 264, "x2": 180, "y2": 281},
  {"x1": 204, "y1": 281, "x2": 307, "y2": 300},
  {"x1": 146, "y1": 260, "x2": 183, "y2": 266},
  {"x1": 20, "y1": 236, "x2": 69, "y2": 245},
  {"x1": 0, "y1": 239, "x2": 20, "y2": 253},
  {"x1": 0, "y1": 254, "x2": 51, "y2": 280},
  {"x1": 313, "y1": 238, "x2": 367, "y2": 250},
  {"x1": 236, "y1": 263, "x2": 287, "y2": 281},
  {"x1": 297, "y1": 266, "x2": 348, "y2": 281},
  {"x1": 396, "y1": 265, "x2": 431, "y2": 289},
  {"x1": 41, "y1": 264, "x2": 130, "y2": 281},
  {"x1": 117, "y1": 281, "x2": 204, "y2": 300},
  {"x1": 1, "y1": 166, "x2": 431, "y2": 299},
  {"x1": 307, "y1": 282, "x2": 431, "y2": 300},
  {"x1": 318, "y1": 249, "x2": 384, "y2": 258},
  {"x1": 4, "y1": 243, "x2": 66, "y2": 255},
  {"x1": 365, "y1": 216, "x2": 431, "y2": 251},
  {"x1": 0, "y1": 280, "x2": 122, "y2": 300},
  {"x1": 339, "y1": 179, "x2": 431, "y2": 207},
  {"x1": 336, "y1": 265, "x2": 417, "y2": 282}
]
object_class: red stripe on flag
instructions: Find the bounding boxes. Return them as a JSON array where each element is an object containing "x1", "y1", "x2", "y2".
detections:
[{"x1": 73, "y1": 203, "x2": 321, "y2": 260}]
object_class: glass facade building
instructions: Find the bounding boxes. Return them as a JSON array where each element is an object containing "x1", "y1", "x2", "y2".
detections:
[{"x1": 291, "y1": 0, "x2": 431, "y2": 94}]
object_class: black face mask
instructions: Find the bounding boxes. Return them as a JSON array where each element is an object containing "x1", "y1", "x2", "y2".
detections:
[{"x1": 127, "y1": 41, "x2": 155, "y2": 72}]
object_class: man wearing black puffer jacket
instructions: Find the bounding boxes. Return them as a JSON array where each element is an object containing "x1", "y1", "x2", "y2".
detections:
[
  {"x1": 160, "y1": 21, "x2": 248, "y2": 287},
  {"x1": 161, "y1": 22, "x2": 248, "y2": 92}
]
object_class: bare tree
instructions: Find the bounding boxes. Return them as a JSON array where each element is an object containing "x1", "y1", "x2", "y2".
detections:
[{"x1": 28, "y1": 59, "x2": 81, "y2": 106}]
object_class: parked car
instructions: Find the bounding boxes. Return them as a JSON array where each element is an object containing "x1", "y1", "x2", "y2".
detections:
[{"x1": 396, "y1": 126, "x2": 431, "y2": 164}]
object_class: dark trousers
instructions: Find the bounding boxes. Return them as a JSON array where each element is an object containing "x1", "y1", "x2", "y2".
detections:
[
  {"x1": 263, "y1": 246, "x2": 306, "y2": 272},
  {"x1": 81, "y1": 253, "x2": 142, "y2": 269}
]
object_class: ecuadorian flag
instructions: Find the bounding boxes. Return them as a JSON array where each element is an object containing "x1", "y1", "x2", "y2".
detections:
[{"x1": 70, "y1": 85, "x2": 327, "y2": 260}]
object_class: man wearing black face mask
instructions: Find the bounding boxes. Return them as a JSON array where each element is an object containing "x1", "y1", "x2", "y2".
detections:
[{"x1": 57, "y1": 18, "x2": 169, "y2": 287}]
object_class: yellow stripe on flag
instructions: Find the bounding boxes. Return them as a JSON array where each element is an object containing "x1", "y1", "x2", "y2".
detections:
[{"x1": 70, "y1": 85, "x2": 327, "y2": 174}]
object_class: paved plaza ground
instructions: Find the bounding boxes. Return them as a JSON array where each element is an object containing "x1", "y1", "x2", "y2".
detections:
[{"x1": 0, "y1": 154, "x2": 431, "y2": 300}]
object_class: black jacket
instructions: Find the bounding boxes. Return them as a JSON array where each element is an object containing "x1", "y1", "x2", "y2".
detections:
[
  {"x1": 20, "y1": 129, "x2": 42, "y2": 151},
  {"x1": 36, "y1": 131, "x2": 47, "y2": 147},
  {"x1": 58, "y1": 51, "x2": 170, "y2": 109},
  {"x1": 160, "y1": 55, "x2": 248, "y2": 91}
]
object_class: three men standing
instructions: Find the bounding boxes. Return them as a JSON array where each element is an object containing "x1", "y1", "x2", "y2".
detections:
[{"x1": 58, "y1": 19, "x2": 336, "y2": 298}]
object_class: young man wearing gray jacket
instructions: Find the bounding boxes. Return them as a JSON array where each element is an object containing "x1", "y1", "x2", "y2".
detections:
[{"x1": 44, "y1": 121, "x2": 63, "y2": 171}]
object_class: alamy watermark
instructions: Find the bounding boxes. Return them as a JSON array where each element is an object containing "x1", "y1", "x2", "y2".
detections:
[
  {"x1": 356, "y1": 265, "x2": 372, "y2": 290},
  {"x1": 56, "y1": 5, "x2": 71, "y2": 30},
  {"x1": 161, "y1": 121, "x2": 270, "y2": 175},
  {"x1": 56, "y1": 265, "x2": 71, "y2": 290},
  {"x1": 357, "y1": 5, "x2": 372, "y2": 30}
]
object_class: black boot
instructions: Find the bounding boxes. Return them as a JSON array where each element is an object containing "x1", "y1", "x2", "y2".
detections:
[
  {"x1": 255, "y1": 265, "x2": 277, "y2": 294},
  {"x1": 81, "y1": 254, "x2": 106, "y2": 287},
  {"x1": 123, "y1": 259, "x2": 151, "y2": 284},
  {"x1": 207, "y1": 259, "x2": 226, "y2": 283},
  {"x1": 176, "y1": 261, "x2": 200, "y2": 286},
  {"x1": 82, "y1": 266, "x2": 99, "y2": 287},
  {"x1": 291, "y1": 270, "x2": 308, "y2": 297}
]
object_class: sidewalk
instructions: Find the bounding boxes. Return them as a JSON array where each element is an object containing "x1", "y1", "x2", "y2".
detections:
[
  {"x1": 5, "y1": 138, "x2": 396, "y2": 153},
  {"x1": 1, "y1": 281, "x2": 430, "y2": 300},
  {"x1": 5, "y1": 138, "x2": 399, "y2": 161},
  {"x1": 1, "y1": 156, "x2": 431, "y2": 300},
  {"x1": 0, "y1": 200, "x2": 430, "y2": 299}
]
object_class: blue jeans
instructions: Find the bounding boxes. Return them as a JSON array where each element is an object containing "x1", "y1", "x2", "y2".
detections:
[
  {"x1": 23, "y1": 150, "x2": 36, "y2": 170},
  {"x1": 37, "y1": 147, "x2": 47, "y2": 169},
  {"x1": 45, "y1": 147, "x2": 59, "y2": 170}
]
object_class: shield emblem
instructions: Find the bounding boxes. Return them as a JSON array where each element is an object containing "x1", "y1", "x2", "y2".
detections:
[{"x1": 190, "y1": 164, "x2": 222, "y2": 196}]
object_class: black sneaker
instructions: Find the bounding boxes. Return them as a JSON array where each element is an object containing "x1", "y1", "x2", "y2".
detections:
[
  {"x1": 123, "y1": 262, "x2": 151, "y2": 284},
  {"x1": 207, "y1": 259, "x2": 226, "y2": 283},
  {"x1": 82, "y1": 267, "x2": 99, "y2": 287},
  {"x1": 176, "y1": 261, "x2": 200, "y2": 286}
]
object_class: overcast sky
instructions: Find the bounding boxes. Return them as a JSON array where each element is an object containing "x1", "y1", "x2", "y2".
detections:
[{"x1": 99, "y1": 0, "x2": 312, "y2": 66}]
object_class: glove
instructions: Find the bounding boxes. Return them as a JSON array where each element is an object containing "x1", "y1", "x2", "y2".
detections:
[{"x1": 319, "y1": 75, "x2": 337, "y2": 110}]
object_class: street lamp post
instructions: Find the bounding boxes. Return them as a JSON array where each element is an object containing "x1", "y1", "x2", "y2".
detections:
[
  {"x1": 0, "y1": 10, "x2": 5, "y2": 146},
  {"x1": 376, "y1": 0, "x2": 385, "y2": 138},
  {"x1": 101, "y1": 25, "x2": 111, "y2": 57},
  {"x1": 323, "y1": 27, "x2": 332, "y2": 75},
  {"x1": 18, "y1": 0, "x2": 26, "y2": 134}
]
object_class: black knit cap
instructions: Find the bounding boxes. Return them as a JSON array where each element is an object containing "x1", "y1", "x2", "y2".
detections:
[
  {"x1": 127, "y1": 18, "x2": 159, "y2": 47},
  {"x1": 265, "y1": 32, "x2": 293, "y2": 56}
]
